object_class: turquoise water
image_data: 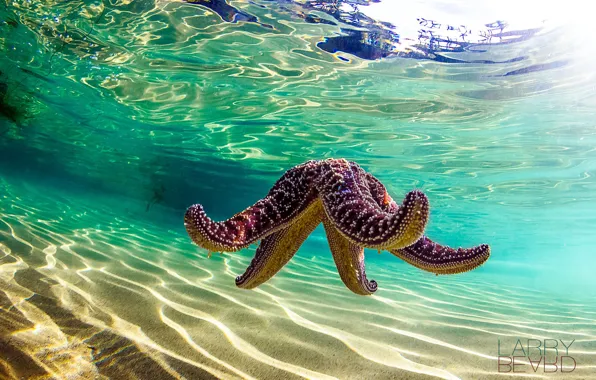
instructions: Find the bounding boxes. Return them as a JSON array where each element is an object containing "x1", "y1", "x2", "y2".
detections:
[{"x1": 1, "y1": 1, "x2": 595, "y2": 379}]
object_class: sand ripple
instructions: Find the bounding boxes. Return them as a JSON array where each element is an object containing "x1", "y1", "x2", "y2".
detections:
[{"x1": 1, "y1": 178, "x2": 595, "y2": 379}]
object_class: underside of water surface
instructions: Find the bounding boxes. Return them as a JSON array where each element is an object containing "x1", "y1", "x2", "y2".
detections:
[{"x1": 1, "y1": 1, "x2": 595, "y2": 379}]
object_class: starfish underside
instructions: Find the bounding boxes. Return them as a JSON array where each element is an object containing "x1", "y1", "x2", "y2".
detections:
[{"x1": 185, "y1": 159, "x2": 490, "y2": 295}]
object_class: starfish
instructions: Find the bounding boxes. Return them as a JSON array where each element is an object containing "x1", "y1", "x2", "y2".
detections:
[{"x1": 185, "y1": 158, "x2": 490, "y2": 295}]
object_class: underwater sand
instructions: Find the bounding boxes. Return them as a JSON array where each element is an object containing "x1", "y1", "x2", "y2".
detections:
[{"x1": 1, "y1": 177, "x2": 595, "y2": 380}]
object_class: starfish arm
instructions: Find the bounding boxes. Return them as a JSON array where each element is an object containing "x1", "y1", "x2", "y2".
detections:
[
  {"x1": 363, "y1": 172, "x2": 490, "y2": 273},
  {"x1": 185, "y1": 162, "x2": 319, "y2": 252},
  {"x1": 318, "y1": 160, "x2": 428, "y2": 250},
  {"x1": 389, "y1": 236, "x2": 490, "y2": 274},
  {"x1": 321, "y1": 186, "x2": 429, "y2": 250},
  {"x1": 322, "y1": 216, "x2": 378, "y2": 295},
  {"x1": 235, "y1": 201, "x2": 323, "y2": 289}
]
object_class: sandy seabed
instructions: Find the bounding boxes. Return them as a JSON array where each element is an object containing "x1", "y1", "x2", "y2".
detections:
[{"x1": 1, "y1": 178, "x2": 595, "y2": 380}]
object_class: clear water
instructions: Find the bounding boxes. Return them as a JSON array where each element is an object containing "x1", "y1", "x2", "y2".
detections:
[{"x1": 1, "y1": 1, "x2": 595, "y2": 379}]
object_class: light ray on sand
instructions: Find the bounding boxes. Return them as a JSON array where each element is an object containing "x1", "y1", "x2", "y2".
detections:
[
  {"x1": 100, "y1": 268, "x2": 338, "y2": 380},
  {"x1": 159, "y1": 308, "x2": 258, "y2": 380},
  {"x1": 259, "y1": 289, "x2": 462, "y2": 380}
]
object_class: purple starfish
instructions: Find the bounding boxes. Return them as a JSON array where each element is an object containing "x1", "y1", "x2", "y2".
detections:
[{"x1": 185, "y1": 158, "x2": 490, "y2": 295}]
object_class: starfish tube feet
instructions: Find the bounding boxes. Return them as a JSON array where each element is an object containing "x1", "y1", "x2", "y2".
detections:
[
  {"x1": 235, "y1": 201, "x2": 323, "y2": 289},
  {"x1": 323, "y1": 189, "x2": 430, "y2": 250},
  {"x1": 382, "y1": 189, "x2": 430, "y2": 250},
  {"x1": 389, "y1": 236, "x2": 491, "y2": 275},
  {"x1": 184, "y1": 201, "x2": 282, "y2": 252},
  {"x1": 185, "y1": 204, "x2": 234, "y2": 252},
  {"x1": 323, "y1": 216, "x2": 378, "y2": 295}
]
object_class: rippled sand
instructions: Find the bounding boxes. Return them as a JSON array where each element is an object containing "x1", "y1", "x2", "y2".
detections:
[{"x1": 1, "y1": 178, "x2": 595, "y2": 380}]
